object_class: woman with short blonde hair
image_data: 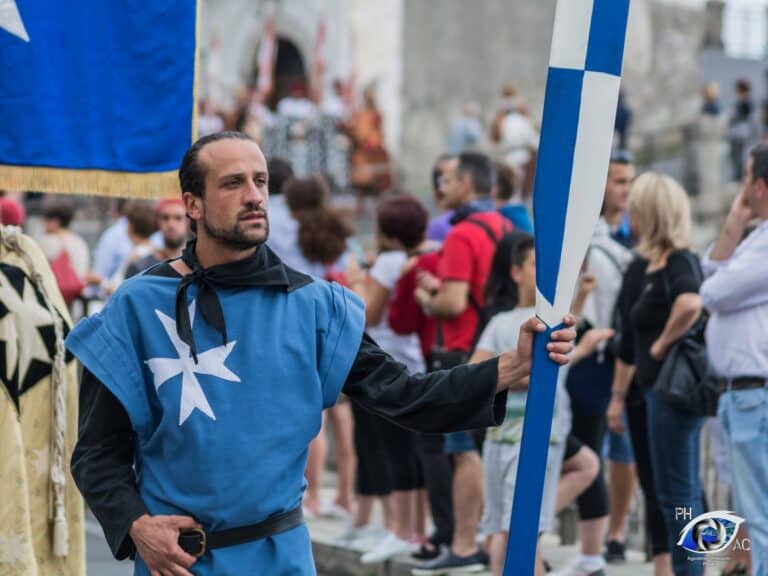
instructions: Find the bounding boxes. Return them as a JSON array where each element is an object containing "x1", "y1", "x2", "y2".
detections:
[
  {"x1": 629, "y1": 172, "x2": 692, "y2": 261},
  {"x1": 608, "y1": 172, "x2": 707, "y2": 576}
]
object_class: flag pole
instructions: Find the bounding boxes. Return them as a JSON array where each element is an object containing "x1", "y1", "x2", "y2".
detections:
[{"x1": 503, "y1": 1, "x2": 631, "y2": 574}]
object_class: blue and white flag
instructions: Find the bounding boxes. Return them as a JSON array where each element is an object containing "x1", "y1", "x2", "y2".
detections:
[
  {"x1": 0, "y1": 1, "x2": 198, "y2": 198},
  {"x1": 505, "y1": 1, "x2": 630, "y2": 574}
]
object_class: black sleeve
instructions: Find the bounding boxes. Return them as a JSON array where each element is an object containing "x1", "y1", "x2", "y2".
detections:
[
  {"x1": 342, "y1": 333, "x2": 507, "y2": 433},
  {"x1": 123, "y1": 261, "x2": 141, "y2": 280},
  {"x1": 666, "y1": 250, "x2": 701, "y2": 300},
  {"x1": 71, "y1": 368, "x2": 147, "y2": 560},
  {"x1": 614, "y1": 257, "x2": 647, "y2": 365}
]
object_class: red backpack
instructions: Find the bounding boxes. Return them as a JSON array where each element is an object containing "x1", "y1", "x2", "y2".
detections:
[{"x1": 50, "y1": 249, "x2": 84, "y2": 303}]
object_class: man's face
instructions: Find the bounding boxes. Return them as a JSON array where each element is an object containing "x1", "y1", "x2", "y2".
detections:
[
  {"x1": 604, "y1": 162, "x2": 635, "y2": 215},
  {"x1": 157, "y1": 203, "x2": 188, "y2": 250},
  {"x1": 185, "y1": 139, "x2": 270, "y2": 250},
  {"x1": 439, "y1": 158, "x2": 463, "y2": 210}
]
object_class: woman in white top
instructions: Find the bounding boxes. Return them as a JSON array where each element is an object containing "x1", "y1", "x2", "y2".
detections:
[
  {"x1": 346, "y1": 196, "x2": 429, "y2": 564},
  {"x1": 39, "y1": 200, "x2": 90, "y2": 301}
]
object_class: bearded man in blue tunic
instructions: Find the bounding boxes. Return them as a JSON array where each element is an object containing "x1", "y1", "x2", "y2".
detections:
[{"x1": 67, "y1": 132, "x2": 577, "y2": 576}]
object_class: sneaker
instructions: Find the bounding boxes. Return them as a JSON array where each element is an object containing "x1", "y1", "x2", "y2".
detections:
[
  {"x1": 412, "y1": 542, "x2": 446, "y2": 561},
  {"x1": 361, "y1": 532, "x2": 415, "y2": 564},
  {"x1": 551, "y1": 559, "x2": 606, "y2": 576},
  {"x1": 333, "y1": 523, "x2": 383, "y2": 551},
  {"x1": 319, "y1": 500, "x2": 352, "y2": 520},
  {"x1": 411, "y1": 550, "x2": 486, "y2": 575},
  {"x1": 604, "y1": 540, "x2": 626, "y2": 564}
]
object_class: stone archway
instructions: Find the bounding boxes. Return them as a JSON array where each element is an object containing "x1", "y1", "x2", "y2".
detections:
[{"x1": 253, "y1": 37, "x2": 309, "y2": 110}]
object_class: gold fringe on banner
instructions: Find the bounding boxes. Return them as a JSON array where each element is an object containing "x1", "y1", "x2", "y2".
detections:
[{"x1": 0, "y1": 165, "x2": 180, "y2": 199}]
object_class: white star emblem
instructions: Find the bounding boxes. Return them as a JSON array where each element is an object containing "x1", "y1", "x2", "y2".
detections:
[
  {"x1": 0, "y1": 273, "x2": 52, "y2": 385},
  {"x1": 0, "y1": 0, "x2": 29, "y2": 42},
  {"x1": 145, "y1": 301, "x2": 240, "y2": 425}
]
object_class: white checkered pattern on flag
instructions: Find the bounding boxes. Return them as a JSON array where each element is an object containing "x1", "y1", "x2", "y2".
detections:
[{"x1": 504, "y1": 1, "x2": 631, "y2": 574}]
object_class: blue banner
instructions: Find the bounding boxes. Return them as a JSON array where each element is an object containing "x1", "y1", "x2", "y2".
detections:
[{"x1": 0, "y1": 1, "x2": 198, "y2": 197}]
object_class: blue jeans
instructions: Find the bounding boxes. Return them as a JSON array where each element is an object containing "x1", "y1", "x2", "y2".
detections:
[
  {"x1": 444, "y1": 431, "x2": 476, "y2": 454},
  {"x1": 719, "y1": 388, "x2": 768, "y2": 576},
  {"x1": 646, "y1": 389, "x2": 705, "y2": 576},
  {"x1": 604, "y1": 417, "x2": 635, "y2": 465}
]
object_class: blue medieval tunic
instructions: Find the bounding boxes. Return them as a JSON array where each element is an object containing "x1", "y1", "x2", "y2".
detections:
[
  {"x1": 68, "y1": 249, "x2": 507, "y2": 575},
  {"x1": 67, "y1": 259, "x2": 364, "y2": 575}
]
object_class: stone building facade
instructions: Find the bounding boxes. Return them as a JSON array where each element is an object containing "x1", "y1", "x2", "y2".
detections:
[{"x1": 199, "y1": 0, "x2": 705, "y2": 191}]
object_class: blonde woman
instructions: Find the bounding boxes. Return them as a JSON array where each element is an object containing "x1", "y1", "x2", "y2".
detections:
[{"x1": 606, "y1": 173, "x2": 705, "y2": 576}]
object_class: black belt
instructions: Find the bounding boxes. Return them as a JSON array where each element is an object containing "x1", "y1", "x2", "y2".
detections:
[
  {"x1": 717, "y1": 376, "x2": 766, "y2": 394},
  {"x1": 178, "y1": 506, "x2": 304, "y2": 558}
]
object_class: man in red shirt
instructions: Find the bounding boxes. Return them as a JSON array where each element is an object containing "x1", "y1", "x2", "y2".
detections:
[{"x1": 414, "y1": 152, "x2": 512, "y2": 574}]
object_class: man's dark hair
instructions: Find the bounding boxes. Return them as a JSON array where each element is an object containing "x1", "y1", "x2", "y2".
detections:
[
  {"x1": 431, "y1": 154, "x2": 452, "y2": 192},
  {"x1": 735, "y1": 78, "x2": 751, "y2": 94},
  {"x1": 610, "y1": 149, "x2": 635, "y2": 166},
  {"x1": 268, "y1": 157, "x2": 294, "y2": 196},
  {"x1": 178, "y1": 131, "x2": 254, "y2": 198},
  {"x1": 457, "y1": 151, "x2": 495, "y2": 196},
  {"x1": 43, "y1": 200, "x2": 75, "y2": 228},
  {"x1": 376, "y1": 194, "x2": 428, "y2": 250},
  {"x1": 494, "y1": 161, "x2": 518, "y2": 202},
  {"x1": 749, "y1": 142, "x2": 768, "y2": 185}
]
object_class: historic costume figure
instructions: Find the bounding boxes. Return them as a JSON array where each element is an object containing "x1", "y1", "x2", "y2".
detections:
[{"x1": 67, "y1": 132, "x2": 575, "y2": 575}]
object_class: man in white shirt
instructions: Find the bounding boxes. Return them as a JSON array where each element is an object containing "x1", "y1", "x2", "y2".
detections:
[{"x1": 700, "y1": 143, "x2": 768, "y2": 576}]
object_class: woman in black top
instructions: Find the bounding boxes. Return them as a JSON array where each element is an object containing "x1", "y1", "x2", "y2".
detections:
[{"x1": 607, "y1": 173, "x2": 705, "y2": 576}]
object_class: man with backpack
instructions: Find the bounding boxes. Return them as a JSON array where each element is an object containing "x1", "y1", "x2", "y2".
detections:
[{"x1": 414, "y1": 151, "x2": 512, "y2": 574}]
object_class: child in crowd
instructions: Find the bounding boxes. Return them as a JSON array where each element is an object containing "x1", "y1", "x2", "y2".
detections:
[{"x1": 468, "y1": 232, "x2": 612, "y2": 576}]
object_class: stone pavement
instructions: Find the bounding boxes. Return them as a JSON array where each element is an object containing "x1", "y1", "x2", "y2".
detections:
[
  {"x1": 85, "y1": 499, "x2": 727, "y2": 575},
  {"x1": 307, "y1": 507, "x2": 653, "y2": 576}
]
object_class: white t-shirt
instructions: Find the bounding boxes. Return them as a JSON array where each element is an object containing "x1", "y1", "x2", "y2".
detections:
[
  {"x1": 367, "y1": 251, "x2": 425, "y2": 374},
  {"x1": 475, "y1": 307, "x2": 571, "y2": 444}
]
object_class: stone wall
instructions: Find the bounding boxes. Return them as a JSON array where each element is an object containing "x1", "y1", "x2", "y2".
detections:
[
  {"x1": 400, "y1": 0, "x2": 555, "y2": 190},
  {"x1": 399, "y1": 0, "x2": 706, "y2": 192}
]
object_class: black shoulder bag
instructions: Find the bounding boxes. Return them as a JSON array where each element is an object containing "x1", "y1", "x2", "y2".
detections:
[{"x1": 654, "y1": 259, "x2": 719, "y2": 416}]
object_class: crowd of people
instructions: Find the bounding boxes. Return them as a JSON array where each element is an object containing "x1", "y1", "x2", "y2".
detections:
[
  {"x1": 254, "y1": 145, "x2": 763, "y2": 576},
  {"x1": 199, "y1": 80, "x2": 392, "y2": 215},
  {"x1": 1, "y1": 83, "x2": 766, "y2": 576}
]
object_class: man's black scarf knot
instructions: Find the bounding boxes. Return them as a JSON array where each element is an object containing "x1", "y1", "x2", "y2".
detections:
[{"x1": 175, "y1": 240, "x2": 295, "y2": 363}]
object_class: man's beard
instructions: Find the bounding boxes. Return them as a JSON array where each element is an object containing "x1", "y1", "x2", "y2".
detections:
[
  {"x1": 201, "y1": 213, "x2": 270, "y2": 251},
  {"x1": 164, "y1": 235, "x2": 187, "y2": 251}
]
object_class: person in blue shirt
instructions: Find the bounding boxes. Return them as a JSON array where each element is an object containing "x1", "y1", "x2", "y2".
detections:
[
  {"x1": 495, "y1": 161, "x2": 534, "y2": 233},
  {"x1": 67, "y1": 132, "x2": 577, "y2": 576}
]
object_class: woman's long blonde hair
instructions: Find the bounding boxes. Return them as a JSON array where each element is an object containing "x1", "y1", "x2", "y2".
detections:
[{"x1": 629, "y1": 172, "x2": 692, "y2": 261}]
